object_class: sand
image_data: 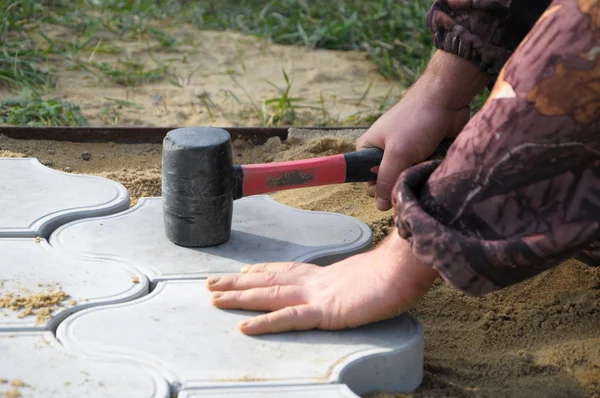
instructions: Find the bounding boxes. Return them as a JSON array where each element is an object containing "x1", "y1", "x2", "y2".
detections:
[
  {"x1": 1, "y1": 22, "x2": 599, "y2": 398},
  {"x1": 0, "y1": 286, "x2": 70, "y2": 325},
  {"x1": 8, "y1": 381, "x2": 25, "y2": 389},
  {"x1": 3, "y1": 390, "x2": 21, "y2": 398},
  {"x1": 0, "y1": 132, "x2": 599, "y2": 397},
  {"x1": 0, "y1": 132, "x2": 394, "y2": 238},
  {"x1": 0, "y1": 26, "x2": 403, "y2": 128},
  {"x1": 0, "y1": 380, "x2": 28, "y2": 398}
]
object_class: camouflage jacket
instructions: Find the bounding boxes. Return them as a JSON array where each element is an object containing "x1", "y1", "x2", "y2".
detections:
[{"x1": 393, "y1": 0, "x2": 600, "y2": 296}]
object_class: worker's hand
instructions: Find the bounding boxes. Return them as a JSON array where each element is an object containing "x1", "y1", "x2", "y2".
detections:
[
  {"x1": 356, "y1": 90, "x2": 469, "y2": 211},
  {"x1": 356, "y1": 50, "x2": 490, "y2": 211},
  {"x1": 206, "y1": 232, "x2": 439, "y2": 335}
]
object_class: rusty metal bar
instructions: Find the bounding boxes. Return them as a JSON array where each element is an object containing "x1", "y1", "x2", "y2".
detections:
[
  {"x1": 0, "y1": 125, "x2": 455, "y2": 158},
  {"x1": 0, "y1": 126, "x2": 370, "y2": 144},
  {"x1": 0, "y1": 126, "x2": 294, "y2": 144}
]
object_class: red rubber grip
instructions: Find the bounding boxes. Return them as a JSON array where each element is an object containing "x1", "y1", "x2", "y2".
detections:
[{"x1": 240, "y1": 154, "x2": 347, "y2": 197}]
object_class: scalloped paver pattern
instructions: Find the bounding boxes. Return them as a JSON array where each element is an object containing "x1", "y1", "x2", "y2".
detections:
[
  {"x1": 178, "y1": 385, "x2": 358, "y2": 397},
  {"x1": 2, "y1": 158, "x2": 425, "y2": 397},
  {"x1": 49, "y1": 196, "x2": 373, "y2": 282},
  {"x1": 57, "y1": 280, "x2": 424, "y2": 396},
  {"x1": 0, "y1": 239, "x2": 149, "y2": 332},
  {"x1": 0, "y1": 158, "x2": 130, "y2": 238},
  {"x1": 0, "y1": 332, "x2": 169, "y2": 397}
]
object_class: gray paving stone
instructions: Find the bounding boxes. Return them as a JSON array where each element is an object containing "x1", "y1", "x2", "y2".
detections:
[
  {"x1": 0, "y1": 331, "x2": 169, "y2": 397},
  {"x1": 179, "y1": 384, "x2": 358, "y2": 397},
  {"x1": 0, "y1": 239, "x2": 149, "y2": 332},
  {"x1": 57, "y1": 280, "x2": 424, "y2": 396},
  {"x1": 0, "y1": 158, "x2": 129, "y2": 238},
  {"x1": 50, "y1": 196, "x2": 373, "y2": 283}
]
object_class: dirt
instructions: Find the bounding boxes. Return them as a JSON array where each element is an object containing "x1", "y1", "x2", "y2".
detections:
[
  {"x1": 1, "y1": 23, "x2": 599, "y2": 398},
  {"x1": 1, "y1": 131, "x2": 599, "y2": 397},
  {"x1": 393, "y1": 262, "x2": 600, "y2": 398},
  {"x1": 0, "y1": 286, "x2": 70, "y2": 325},
  {"x1": 3, "y1": 390, "x2": 21, "y2": 398},
  {"x1": 0, "y1": 27, "x2": 402, "y2": 128},
  {"x1": 0, "y1": 380, "x2": 28, "y2": 398},
  {"x1": 0, "y1": 133, "x2": 394, "y2": 238},
  {"x1": 0, "y1": 134, "x2": 163, "y2": 206}
]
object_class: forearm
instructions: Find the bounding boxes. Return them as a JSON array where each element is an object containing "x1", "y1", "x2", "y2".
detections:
[
  {"x1": 412, "y1": 0, "x2": 552, "y2": 109},
  {"x1": 393, "y1": 0, "x2": 600, "y2": 296},
  {"x1": 413, "y1": 50, "x2": 490, "y2": 110},
  {"x1": 377, "y1": 230, "x2": 440, "y2": 298}
]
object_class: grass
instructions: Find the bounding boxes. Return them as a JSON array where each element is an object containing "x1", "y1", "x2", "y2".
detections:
[
  {"x1": 85, "y1": 60, "x2": 171, "y2": 86},
  {"x1": 0, "y1": 49, "x2": 52, "y2": 91},
  {"x1": 0, "y1": 89, "x2": 86, "y2": 127},
  {"x1": 188, "y1": 0, "x2": 434, "y2": 84},
  {"x1": 0, "y1": 0, "x2": 489, "y2": 127},
  {"x1": 261, "y1": 69, "x2": 318, "y2": 127}
]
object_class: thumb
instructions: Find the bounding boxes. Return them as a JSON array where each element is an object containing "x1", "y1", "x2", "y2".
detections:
[
  {"x1": 355, "y1": 137, "x2": 381, "y2": 198},
  {"x1": 375, "y1": 147, "x2": 413, "y2": 211}
]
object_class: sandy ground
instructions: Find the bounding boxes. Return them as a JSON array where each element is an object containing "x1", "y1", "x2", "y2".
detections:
[
  {"x1": 1, "y1": 131, "x2": 599, "y2": 398},
  {"x1": 2, "y1": 23, "x2": 599, "y2": 398},
  {"x1": 0, "y1": 132, "x2": 395, "y2": 242},
  {"x1": 0, "y1": 26, "x2": 402, "y2": 128}
]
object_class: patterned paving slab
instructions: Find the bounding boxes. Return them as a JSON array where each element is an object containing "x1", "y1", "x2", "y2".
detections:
[
  {"x1": 0, "y1": 331, "x2": 169, "y2": 397},
  {"x1": 57, "y1": 280, "x2": 424, "y2": 396},
  {"x1": 49, "y1": 196, "x2": 373, "y2": 283},
  {"x1": 0, "y1": 158, "x2": 129, "y2": 238},
  {"x1": 179, "y1": 384, "x2": 358, "y2": 397},
  {"x1": 0, "y1": 239, "x2": 149, "y2": 332}
]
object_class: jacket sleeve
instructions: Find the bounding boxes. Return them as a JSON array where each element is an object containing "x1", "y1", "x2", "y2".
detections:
[
  {"x1": 394, "y1": 0, "x2": 600, "y2": 296},
  {"x1": 427, "y1": 0, "x2": 552, "y2": 82}
]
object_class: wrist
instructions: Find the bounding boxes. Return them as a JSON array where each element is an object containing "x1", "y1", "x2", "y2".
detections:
[
  {"x1": 413, "y1": 50, "x2": 489, "y2": 110},
  {"x1": 377, "y1": 231, "x2": 439, "y2": 299}
]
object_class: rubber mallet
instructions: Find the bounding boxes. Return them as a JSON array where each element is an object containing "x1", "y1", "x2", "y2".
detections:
[{"x1": 161, "y1": 126, "x2": 384, "y2": 248}]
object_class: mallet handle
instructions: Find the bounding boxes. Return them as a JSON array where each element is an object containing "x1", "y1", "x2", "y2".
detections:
[{"x1": 233, "y1": 148, "x2": 383, "y2": 199}]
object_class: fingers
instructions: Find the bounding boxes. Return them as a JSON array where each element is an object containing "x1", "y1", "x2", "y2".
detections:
[
  {"x1": 356, "y1": 128, "x2": 410, "y2": 210},
  {"x1": 206, "y1": 271, "x2": 300, "y2": 292},
  {"x1": 355, "y1": 133, "x2": 371, "y2": 152},
  {"x1": 239, "y1": 304, "x2": 323, "y2": 335},
  {"x1": 368, "y1": 183, "x2": 376, "y2": 197},
  {"x1": 239, "y1": 262, "x2": 312, "y2": 275},
  {"x1": 374, "y1": 147, "x2": 412, "y2": 211},
  {"x1": 363, "y1": 181, "x2": 376, "y2": 197},
  {"x1": 211, "y1": 285, "x2": 305, "y2": 312},
  {"x1": 355, "y1": 130, "x2": 385, "y2": 200}
]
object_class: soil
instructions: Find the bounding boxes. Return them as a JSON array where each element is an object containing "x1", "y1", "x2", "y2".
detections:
[
  {"x1": 0, "y1": 28, "x2": 402, "y2": 128},
  {"x1": 0, "y1": 286, "x2": 70, "y2": 325},
  {"x1": 0, "y1": 133, "x2": 395, "y2": 238},
  {"x1": 1, "y1": 24, "x2": 599, "y2": 398},
  {"x1": 8, "y1": 381, "x2": 24, "y2": 389},
  {"x1": 3, "y1": 390, "x2": 21, "y2": 398},
  {"x1": 0, "y1": 380, "x2": 27, "y2": 398},
  {"x1": 0, "y1": 131, "x2": 599, "y2": 397}
]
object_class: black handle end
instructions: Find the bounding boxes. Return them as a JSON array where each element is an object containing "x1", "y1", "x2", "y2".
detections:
[
  {"x1": 342, "y1": 138, "x2": 455, "y2": 183},
  {"x1": 343, "y1": 148, "x2": 384, "y2": 183}
]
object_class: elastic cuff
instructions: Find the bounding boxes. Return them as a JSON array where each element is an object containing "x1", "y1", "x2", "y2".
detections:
[
  {"x1": 392, "y1": 160, "x2": 593, "y2": 296},
  {"x1": 427, "y1": 5, "x2": 513, "y2": 84},
  {"x1": 392, "y1": 161, "x2": 500, "y2": 297}
]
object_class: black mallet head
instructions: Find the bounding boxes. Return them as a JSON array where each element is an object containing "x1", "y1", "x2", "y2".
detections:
[{"x1": 162, "y1": 126, "x2": 235, "y2": 247}]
